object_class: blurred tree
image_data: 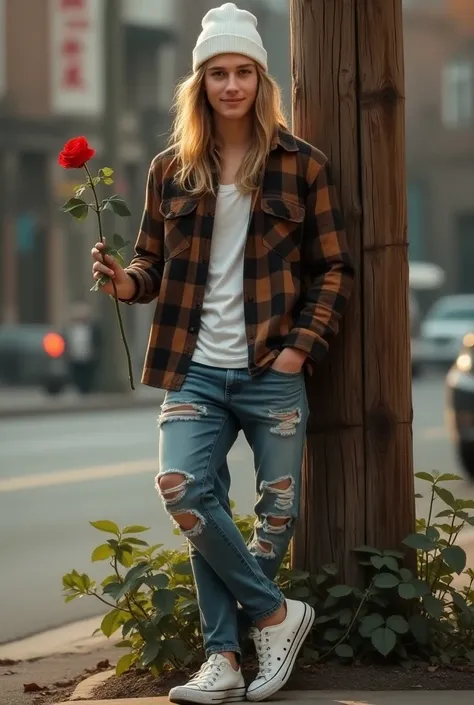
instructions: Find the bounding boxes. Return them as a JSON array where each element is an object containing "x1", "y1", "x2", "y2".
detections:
[{"x1": 290, "y1": 0, "x2": 415, "y2": 585}]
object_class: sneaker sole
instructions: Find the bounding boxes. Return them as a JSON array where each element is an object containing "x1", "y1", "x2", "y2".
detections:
[
  {"x1": 246, "y1": 602, "x2": 316, "y2": 702},
  {"x1": 170, "y1": 685, "x2": 247, "y2": 704}
]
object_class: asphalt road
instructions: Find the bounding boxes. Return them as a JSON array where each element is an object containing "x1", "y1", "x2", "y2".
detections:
[{"x1": 1, "y1": 372, "x2": 473, "y2": 645}]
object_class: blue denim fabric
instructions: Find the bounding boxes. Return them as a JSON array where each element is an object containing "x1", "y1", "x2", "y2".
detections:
[{"x1": 156, "y1": 361, "x2": 308, "y2": 657}]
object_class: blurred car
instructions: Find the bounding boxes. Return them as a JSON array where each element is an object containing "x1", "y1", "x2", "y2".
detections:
[
  {"x1": 418, "y1": 294, "x2": 474, "y2": 369},
  {"x1": 446, "y1": 332, "x2": 474, "y2": 481},
  {"x1": 0, "y1": 324, "x2": 69, "y2": 395}
]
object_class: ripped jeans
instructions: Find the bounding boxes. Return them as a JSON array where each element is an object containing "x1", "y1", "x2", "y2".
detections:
[{"x1": 156, "y1": 361, "x2": 308, "y2": 658}]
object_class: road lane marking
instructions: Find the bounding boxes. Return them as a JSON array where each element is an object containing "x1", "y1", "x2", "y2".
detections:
[{"x1": 0, "y1": 458, "x2": 158, "y2": 493}]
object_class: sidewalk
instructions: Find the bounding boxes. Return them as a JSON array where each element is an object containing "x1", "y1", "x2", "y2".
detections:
[{"x1": 0, "y1": 384, "x2": 163, "y2": 419}]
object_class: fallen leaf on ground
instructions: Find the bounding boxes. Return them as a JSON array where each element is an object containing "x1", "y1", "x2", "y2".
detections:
[{"x1": 23, "y1": 682, "x2": 47, "y2": 693}]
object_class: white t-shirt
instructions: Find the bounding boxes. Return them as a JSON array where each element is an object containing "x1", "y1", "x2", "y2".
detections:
[{"x1": 192, "y1": 183, "x2": 251, "y2": 369}]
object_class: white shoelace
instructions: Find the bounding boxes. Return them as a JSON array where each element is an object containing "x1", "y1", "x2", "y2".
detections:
[
  {"x1": 189, "y1": 659, "x2": 225, "y2": 688},
  {"x1": 251, "y1": 628, "x2": 273, "y2": 677}
]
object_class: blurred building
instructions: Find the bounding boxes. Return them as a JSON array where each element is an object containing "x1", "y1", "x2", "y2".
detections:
[
  {"x1": 404, "y1": 0, "x2": 474, "y2": 294},
  {"x1": 0, "y1": 0, "x2": 290, "y2": 363}
]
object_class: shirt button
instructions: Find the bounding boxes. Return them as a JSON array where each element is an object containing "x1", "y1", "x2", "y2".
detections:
[
  {"x1": 247, "y1": 296, "x2": 255, "y2": 303},
  {"x1": 196, "y1": 303, "x2": 202, "y2": 310},
  {"x1": 189, "y1": 326, "x2": 196, "y2": 333}
]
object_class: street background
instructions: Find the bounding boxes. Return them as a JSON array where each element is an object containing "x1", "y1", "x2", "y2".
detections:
[{"x1": 1, "y1": 0, "x2": 474, "y2": 659}]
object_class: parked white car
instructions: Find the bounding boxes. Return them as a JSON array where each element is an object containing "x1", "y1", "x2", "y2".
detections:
[{"x1": 419, "y1": 295, "x2": 474, "y2": 367}]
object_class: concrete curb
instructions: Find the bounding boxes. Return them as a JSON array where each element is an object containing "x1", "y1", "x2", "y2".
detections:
[
  {"x1": 0, "y1": 393, "x2": 163, "y2": 419},
  {"x1": 55, "y1": 692, "x2": 474, "y2": 705},
  {"x1": 70, "y1": 669, "x2": 115, "y2": 701}
]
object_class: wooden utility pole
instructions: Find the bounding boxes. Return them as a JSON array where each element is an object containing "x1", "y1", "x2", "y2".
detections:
[{"x1": 290, "y1": 0, "x2": 415, "y2": 585}]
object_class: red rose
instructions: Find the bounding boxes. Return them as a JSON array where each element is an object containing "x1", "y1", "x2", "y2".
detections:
[{"x1": 58, "y1": 136, "x2": 96, "y2": 169}]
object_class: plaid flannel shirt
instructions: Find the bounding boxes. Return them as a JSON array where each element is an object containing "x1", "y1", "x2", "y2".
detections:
[{"x1": 125, "y1": 126, "x2": 355, "y2": 391}]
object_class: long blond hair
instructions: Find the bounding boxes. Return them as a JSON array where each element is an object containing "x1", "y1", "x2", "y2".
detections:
[{"x1": 169, "y1": 63, "x2": 288, "y2": 196}]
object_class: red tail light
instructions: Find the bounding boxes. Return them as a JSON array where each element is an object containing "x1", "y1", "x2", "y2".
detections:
[{"x1": 43, "y1": 332, "x2": 65, "y2": 358}]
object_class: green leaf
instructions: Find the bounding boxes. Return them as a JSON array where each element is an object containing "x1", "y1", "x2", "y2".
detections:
[
  {"x1": 173, "y1": 561, "x2": 193, "y2": 575},
  {"x1": 116, "y1": 653, "x2": 135, "y2": 677},
  {"x1": 163, "y1": 638, "x2": 189, "y2": 663},
  {"x1": 409, "y1": 614, "x2": 431, "y2": 644},
  {"x1": 335, "y1": 644, "x2": 354, "y2": 659},
  {"x1": 386, "y1": 615, "x2": 409, "y2": 634},
  {"x1": 113, "y1": 234, "x2": 130, "y2": 250},
  {"x1": 371, "y1": 627, "x2": 397, "y2": 656},
  {"x1": 441, "y1": 545, "x2": 466, "y2": 574},
  {"x1": 103, "y1": 178, "x2": 114, "y2": 185},
  {"x1": 90, "y1": 520, "x2": 120, "y2": 535},
  {"x1": 103, "y1": 581, "x2": 122, "y2": 600},
  {"x1": 322, "y1": 563, "x2": 338, "y2": 575},
  {"x1": 410, "y1": 579, "x2": 431, "y2": 597},
  {"x1": 328, "y1": 585, "x2": 353, "y2": 598},
  {"x1": 122, "y1": 618, "x2": 138, "y2": 637},
  {"x1": 124, "y1": 537, "x2": 149, "y2": 547},
  {"x1": 60, "y1": 197, "x2": 89, "y2": 221},
  {"x1": 399, "y1": 568, "x2": 413, "y2": 582},
  {"x1": 116, "y1": 548, "x2": 134, "y2": 568},
  {"x1": 314, "y1": 615, "x2": 335, "y2": 626},
  {"x1": 402, "y1": 533, "x2": 436, "y2": 551},
  {"x1": 91, "y1": 543, "x2": 115, "y2": 562},
  {"x1": 90, "y1": 275, "x2": 110, "y2": 292},
  {"x1": 152, "y1": 589, "x2": 177, "y2": 615},
  {"x1": 382, "y1": 549, "x2": 405, "y2": 559},
  {"x1": 370, "y1": 556, "x2": 385, "y2": 570},
  {"x1": 359, "y1": 613, "x2": 385, "y2": 638},
  {"x1": 426, "y1": 526, "x2": 440, "y2": 541},
  {"x1": 398, "y1": 582, "x2": 417, "y2": 600},
  {"x1": 141, "y1": 641, "x2": 161, "y2": 667},
  {"x1": 122, "y1": 525, "x2": 150, "y2": 534},
  {"x1": 452, "y1": 591, "x2": 470, "y2": 613},
  {"x1": 323, "y1": 628, "x2": 343, "y2": 643},
  {"x1": 373, "y1": 573, "x2": 400, "y2": 589},
  {"x1": 338, "y1": 608, "x2": 353, "y2": 627},
  {"x1": 115, "y1": 640, "x2": 133, "y2": 649},
  {"x1": 311, "y1": 574, "x2": 328, "y2": 588},
  {"x1": 433, "y1": 486, "x2": 457, "y2": 509},
  {"x1": 102, "y1": 194, "x2": 131, "y2": 217},
  {"x1": 353, "y1": 546, "x2": 382, "y2": 555},
  {"x1": 435, "y1": 509, "x2": 454, "y2": 518},
  {"x1": 423, "y1": 594, "x2": 445, "y2": 619},
  {"x1": 436, "y1": 473, "x2": 463, "y2": 482},
  {"x1": 101, "y1": 609, "x2": 126, "y2": 638},
  {"x1": 415, "y1": 471, "x2": 435, "y2": 482},
  {"x1": 64, "y1": 594, "x2": 80, "y2": 603},
  {"x1": 145, "y1": 574, "x2": 170, "y2": 590},
  {"x1": 290, "y1": 586, "x2": 310, "y2": 599},
  {"x1": 100, "y1": 167, "x2": 114, "y2": 177}
]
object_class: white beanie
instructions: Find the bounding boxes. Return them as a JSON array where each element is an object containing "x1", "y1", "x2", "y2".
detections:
[{"x1": 193, "y1": 3, "x2": 268, "y2": 73}]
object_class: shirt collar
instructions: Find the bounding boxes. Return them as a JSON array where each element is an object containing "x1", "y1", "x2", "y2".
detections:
[{"x1": 271, "y1": 125, "x2": 299, "y2": 153}]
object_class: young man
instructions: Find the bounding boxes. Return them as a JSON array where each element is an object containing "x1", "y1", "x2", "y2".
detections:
[{"x1": 91, "y1": 3, "x2": 354, "y2": 701}]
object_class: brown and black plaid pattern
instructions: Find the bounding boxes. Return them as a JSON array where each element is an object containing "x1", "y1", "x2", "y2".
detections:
[{"x1": 125, "y1": 126, "x2": 355, "y2": 391}]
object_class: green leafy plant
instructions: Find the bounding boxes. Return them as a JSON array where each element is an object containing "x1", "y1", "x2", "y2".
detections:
[{"x1": 63, "y1": 474, "x2": 474, "y2": 678}]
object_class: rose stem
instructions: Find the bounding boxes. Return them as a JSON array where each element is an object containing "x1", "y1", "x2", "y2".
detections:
[{"x1": 84, "y1": 163, "x2": 135, "y2": 391}]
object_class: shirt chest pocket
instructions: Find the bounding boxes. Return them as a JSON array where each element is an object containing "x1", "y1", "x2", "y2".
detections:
[
  {"x1": 159, "y1": 197, "x2": 198, "y2": 261},
  {"x1": 261, "y1": 196, "x2": 305, "y2": 263}
]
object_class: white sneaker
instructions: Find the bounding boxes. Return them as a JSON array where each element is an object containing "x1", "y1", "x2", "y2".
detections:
[
  {"x1": 246, "y1": 599, "x2": 315, "y2": 702},
  {"x1": 169, "y1": 653, "x2": 247, "y2": 704}
]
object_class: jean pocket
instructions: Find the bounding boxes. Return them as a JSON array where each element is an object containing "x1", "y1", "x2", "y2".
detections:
[{"x1": 267, "y1": 367, "x2": 302, "y2": 379}]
